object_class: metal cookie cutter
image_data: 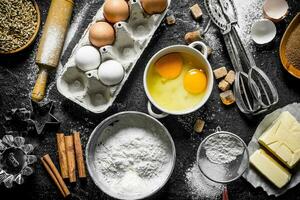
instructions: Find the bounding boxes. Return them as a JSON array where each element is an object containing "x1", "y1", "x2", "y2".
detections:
[
  {"x1": 0, "y1": 135, "x2": 37, "y2": 188},
  {"x1": 4, "y1": 101, "x2": 60, "y2": 135}
]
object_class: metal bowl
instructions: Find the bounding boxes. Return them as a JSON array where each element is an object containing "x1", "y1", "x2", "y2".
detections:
[{"x1": 86, "y1": 111, "x2": 176, "y2": 200}]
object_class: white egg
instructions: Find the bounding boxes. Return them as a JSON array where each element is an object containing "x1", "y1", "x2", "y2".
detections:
[
  {"x1": 75, "y1": 46, "x2": 101, "y2": 71},
  {"x1": 98, "y1": 60, "x2": 125, "y2": 86},
  {"x1": 251, "y1": 19, "x2": 276, "y2": 45}
]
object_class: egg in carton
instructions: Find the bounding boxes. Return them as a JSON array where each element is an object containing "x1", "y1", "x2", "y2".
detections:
[{"x1": 57, "y1": 0, "x2": 171, "y2": 113}]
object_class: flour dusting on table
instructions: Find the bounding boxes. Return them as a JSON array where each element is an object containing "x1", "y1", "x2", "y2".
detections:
[
  {"x1": 204, "y1": 0, "x2": 263, "y2": 56},
  {"x1": 185, "y1": 162, "x2": 223, "y2": 199}
]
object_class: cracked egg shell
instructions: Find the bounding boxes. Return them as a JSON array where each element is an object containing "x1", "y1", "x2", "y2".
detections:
[
  {"x1": 89, "y1": 22, "x2": 115, "y2": 48},
  {"x1": 98, "y1": 60, "x2": 125, "y2": 86},
  {"x1": 103, "y1": 0, "x2": 129, "y2": 24},
  {"x1": 251, "y1": 19, "x2": 276, "y2": 45},
  {"x1": 263, "y1": 0, "x2": 288, "y2": 23},
  {"x1": 75, "y1": 46, "x2": 101, "y2": 71},
  {"x1": 141, "y1": 0, "x2": 168, "y2": 15}
]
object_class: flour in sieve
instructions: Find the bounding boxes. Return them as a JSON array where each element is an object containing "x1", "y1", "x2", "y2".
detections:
[
  {"x1": 204, "y1": 134, "x2": 245, "y2": 164},
  {"x1": 94, "y1": 127, "x2": 173, "y2": 196}
]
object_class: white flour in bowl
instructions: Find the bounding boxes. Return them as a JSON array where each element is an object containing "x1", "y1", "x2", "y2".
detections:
[{"x1": 94, "y1": 127, "x2": 173, "y2": 197}]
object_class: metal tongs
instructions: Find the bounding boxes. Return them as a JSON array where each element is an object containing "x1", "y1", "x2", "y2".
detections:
[{"x1": 204, "y1": 0, "x2": 278, "y2": 115}]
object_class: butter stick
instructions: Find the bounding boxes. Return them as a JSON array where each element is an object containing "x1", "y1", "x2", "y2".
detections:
[
  {"x1": 258, "y1": 111, "x2": 300, "y2": 168},
  {"x1": 250, "y1": 149, "x2": 291, "y2": 188}
]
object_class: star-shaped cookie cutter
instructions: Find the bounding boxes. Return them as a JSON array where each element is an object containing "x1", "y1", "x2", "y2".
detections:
[
  {"x1": 4, "y1": 101, "x2": 60, "y2": 135},
  {"x1": 30, "y1": 101, "x2": 60, "y2": 135}
]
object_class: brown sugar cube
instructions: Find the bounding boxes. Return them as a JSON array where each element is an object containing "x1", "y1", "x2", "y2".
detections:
[
  {"x1": 224, "y1": 70, "x2": 235, "y2": 85},
  {"x1": 213, "y1": 67, "x2": 227, "y2": 79},
  {"x1": 165, "y1": 15, "x2": 176, "y2": 25},
  {"x1": 190, "y1": 4, "x2": 203, "y2": 20},
  {"x1": 194, "y1": 119, "x2": 205, "y2": 133},
  {"x1": 220, "y1": 90, "x2": 236, "y2": 105},
  {"x1": 218, "y1": 79, "x2": 230, "y2": 92},
  {"x1": 207, "y1": 46, "x2": 213, "y2": 56},
  {"x1": 184, "y1": 30, "x2": 202, "y2": 44}
]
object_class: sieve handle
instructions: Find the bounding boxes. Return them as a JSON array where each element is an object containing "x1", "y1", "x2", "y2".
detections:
[{"x1": 222, "y1": 185, "x2": 229, "y2": 200}]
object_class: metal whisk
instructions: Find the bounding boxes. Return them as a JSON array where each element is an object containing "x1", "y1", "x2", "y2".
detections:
[{"x1": 204, "y1": 0, "x2": 278, "y2": 115}]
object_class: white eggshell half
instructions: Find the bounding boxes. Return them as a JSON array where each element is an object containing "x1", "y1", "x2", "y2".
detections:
[
  {"x1": 75, "y1": 46, "x2": 101, "y2": 71},
  {"x1": 98, "y1": 60, "x2": 125, "y2": 86},
  {"x1": 263, "y1": 0, "x2": 288, "y2": 21},
  {"x1": 251, "y1": 19, "x2": 276, "y2": 45}
]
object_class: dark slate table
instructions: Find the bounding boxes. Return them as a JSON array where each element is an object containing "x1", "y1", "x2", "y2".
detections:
[{"x1": 0, "y1": 0, "x2": 299, "y2": 199}]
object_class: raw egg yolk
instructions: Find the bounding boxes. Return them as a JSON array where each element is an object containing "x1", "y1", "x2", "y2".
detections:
[
  {"x1": 154, "y1": 53, "x2": 183, "y2": 79},
  {"x1": 184, "y1": 69, "x2": 207, "y2": 94}
]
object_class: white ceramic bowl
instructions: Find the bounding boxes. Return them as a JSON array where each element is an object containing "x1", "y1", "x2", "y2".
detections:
[
  {"x1": 143, "y1": 41, "x2": 214, "y2": 118},
  {"x1": 251, "y1": 19, "x2": 276, "y2": 45}
]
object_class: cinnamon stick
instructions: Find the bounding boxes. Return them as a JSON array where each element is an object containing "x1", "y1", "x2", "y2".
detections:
[
  {"x1": 65, "y1": 135, "x2": 76, "y2": 182},
  {"x1": 73, "y1": 131, "x2": 86, "y2": 178},
  {"x1": 56, "y1": 133, "x2": 69, "y2": 179},
  {"x1": 41, "y1": 154, "x2": 70, "y2": 198}
]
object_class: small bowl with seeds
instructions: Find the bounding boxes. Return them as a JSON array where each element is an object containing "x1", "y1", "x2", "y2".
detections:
[{"x1": 0, "y1": 0, "x2": 40, "y2": 54}]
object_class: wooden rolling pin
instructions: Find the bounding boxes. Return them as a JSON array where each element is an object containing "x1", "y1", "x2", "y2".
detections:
[{"x1": 32, "y1": 0, "x2": 74, "y2": 102}]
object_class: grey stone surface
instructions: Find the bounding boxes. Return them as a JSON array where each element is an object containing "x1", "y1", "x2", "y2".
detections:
[{"x1": 0, "y1": 0, "x2": 299, "y2": 199}]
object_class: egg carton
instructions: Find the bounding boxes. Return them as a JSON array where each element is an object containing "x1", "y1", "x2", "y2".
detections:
[{"x1": 57, "y1": 0, "x2": 171, "y2": 113}]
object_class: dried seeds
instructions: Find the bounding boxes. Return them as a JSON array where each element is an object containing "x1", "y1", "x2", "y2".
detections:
[{"x1": 0, "y1": 0, "x2": 38, "y2": 53}]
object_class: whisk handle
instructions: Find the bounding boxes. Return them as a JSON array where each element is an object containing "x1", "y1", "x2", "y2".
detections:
[
  {"x1": 223, "y1": 33, "x2": 244, "y2": 72},
  {"x1": 231, "y1": 26, "x2": 256, "y2": 70}
]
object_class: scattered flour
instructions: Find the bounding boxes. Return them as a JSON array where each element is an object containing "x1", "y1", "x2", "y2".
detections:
[
  {"x1": 235, "y1": 0, "x2": 264, "y2": 50},
  {"x1": 94, "y1": 127, "x2": 173, "y2": 197},
  {"x1": 204, "y1": 0, "x2": 264, "y2": 55},
  {"x1": 185, "y1": 162, "x2": 223, "y2": 199},
  {"x1": 204, "y1": 134, "x2": 245, "y2": 164},
  {"x1": 62, "y1": 2, "x2": 91, "y2": 54},
  {"x1": 56, "y1": 1, "x2": 94, "y2": 80}
]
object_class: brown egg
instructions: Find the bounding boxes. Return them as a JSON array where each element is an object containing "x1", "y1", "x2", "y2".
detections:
[
  {"x1": 89, "y1": 22, "x2": 115, "y2": 47},
  {"x1": 141, "y1": 0, "x2": 168, "y2": 15},
  {"x1": 103, "y1": 0, "x2": 130, "y2": 24}
]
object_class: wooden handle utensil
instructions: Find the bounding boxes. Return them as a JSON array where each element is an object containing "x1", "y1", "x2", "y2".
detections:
[
  {"x1": 32, "y1": 0, "x2": 74, "y2": 102},
  {"x1": 32, "y1": 68, "x2": 48, "y2": 102}
]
